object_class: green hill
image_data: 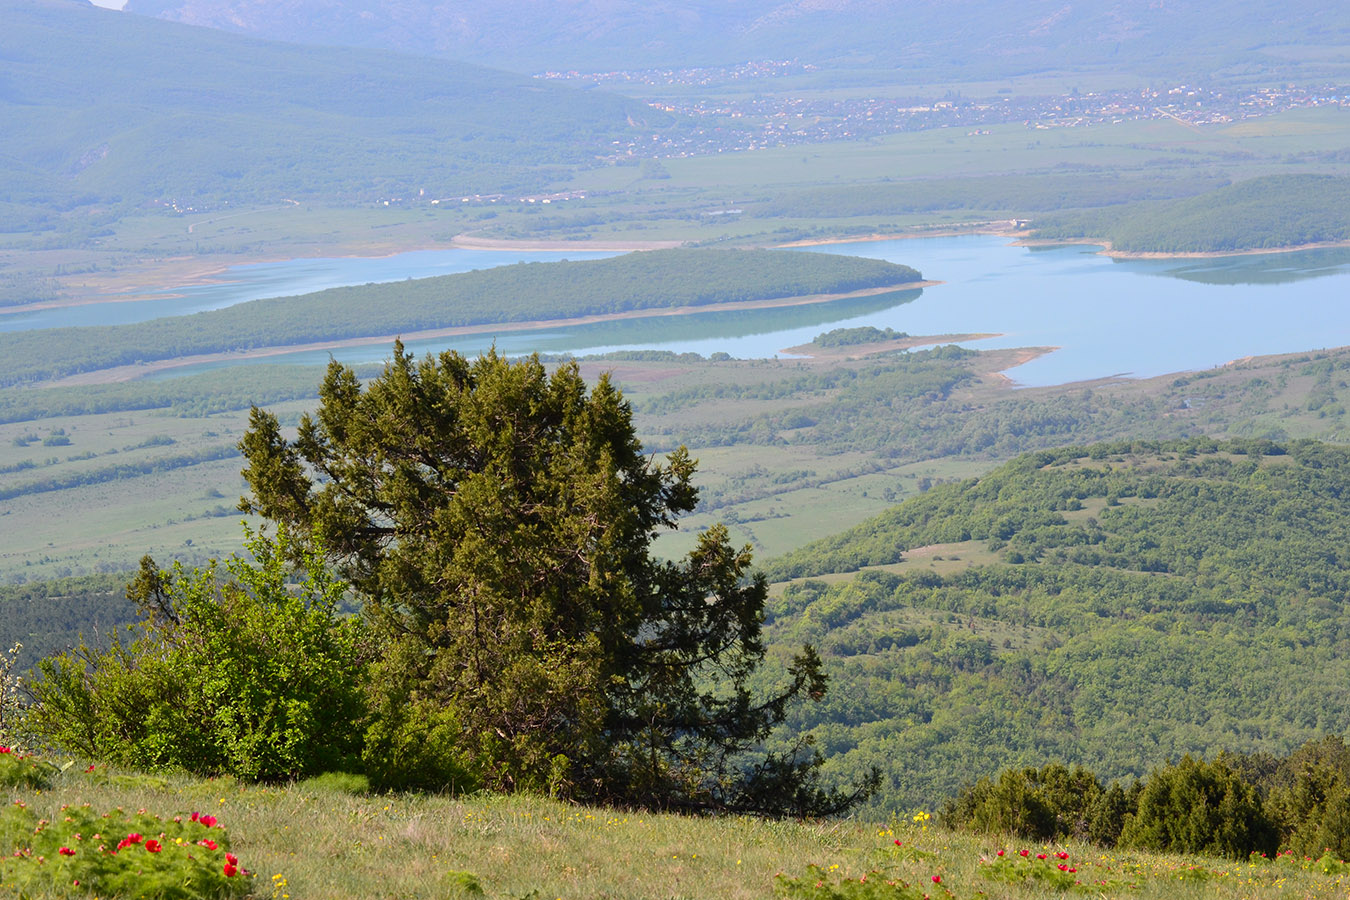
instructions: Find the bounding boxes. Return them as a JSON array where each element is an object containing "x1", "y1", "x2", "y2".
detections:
[
  {"x1": 761, "y1": 438, "x2": 1350, "y2": 813},
  {"x1": 1031, "y1": 175, "x2": 1350, "y2": 254},
  {"x1": 0, "y1": 0, "x2": 663, "y2": 237}
]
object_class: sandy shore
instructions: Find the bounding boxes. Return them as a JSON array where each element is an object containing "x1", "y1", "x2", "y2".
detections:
[
  {"x1": 775, "y1": 222, "x2": 1026, "y2": 249},
  {"x1": 779, "y1": 332, "x2": 998, "y2": 359},
  {"x1": 1012, "y1": 235, "x2": 1350, "y2": 260},
  {"x1": 446, "y1": 234, "x2": 682, "y2": 252},
  {"x1": 46, "y1": 280, "x2": 939, "y2": 386}
]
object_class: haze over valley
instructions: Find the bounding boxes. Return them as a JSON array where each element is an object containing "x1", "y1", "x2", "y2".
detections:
[{"x1": 4, "y1": 2, "x2": 1350, "y2": 897}]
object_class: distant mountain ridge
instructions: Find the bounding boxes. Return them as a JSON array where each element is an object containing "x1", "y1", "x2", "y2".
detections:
[{"x1": 121, "y1": 0, "x2": 1350, "y2": 81}]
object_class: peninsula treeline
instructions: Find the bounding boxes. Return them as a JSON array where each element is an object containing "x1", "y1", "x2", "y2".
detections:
[{"x1": 0, "y1": 249, "x2": 920, "y2": 385}]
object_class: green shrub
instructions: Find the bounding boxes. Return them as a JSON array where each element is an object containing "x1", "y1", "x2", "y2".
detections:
[
  {"x1": 943, "y1": 763, "x2": 1106, "y2": 842},
  {"x1": 27, "y1": 527, "x2": 367, "y2": 781},
  {"x1": 1263, "y1": 736, "x2": 1350, "y2": 858},
  {"x1": 361, "y1": 645, "x2": 481, "y2": 794},
  {"x1": 0, "y1": 747, "x2": 54, "y2": 790},
  {"x1": 1119, "y1": 755, "x2": 1277, "y2": 859},
  {"x1": 0, "y1": 801, "x2": 251, "y2": 899}
]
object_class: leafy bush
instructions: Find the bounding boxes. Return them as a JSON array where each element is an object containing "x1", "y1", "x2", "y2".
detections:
[
  {"x1": 0, "y1": 746, "x2": 54, "y2": 790},
  {"x1": 0, "y1": 801, "x2": 251, "y2": 899},
  {"x1": 27, "y1": 527, "x2": 367, "y2": 781},
  {"x1": 942, "y1": 763, "x2": 1109, "y2": 842}
]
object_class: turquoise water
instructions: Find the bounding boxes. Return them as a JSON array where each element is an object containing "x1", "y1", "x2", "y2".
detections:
[{"x1": 9, "y1": 237, "x2": 1350, "y2": 387}]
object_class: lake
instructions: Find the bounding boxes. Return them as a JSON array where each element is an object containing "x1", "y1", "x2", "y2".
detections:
[{"x1": 8, "y1": 237, "x2": 1350, "y2": 387}]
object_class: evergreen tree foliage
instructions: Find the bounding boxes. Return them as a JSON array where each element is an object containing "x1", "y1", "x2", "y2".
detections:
[
  {"x1": 239, "y1": 343, "x2": 865, "y2": 813},
  {"x1": 1119, "y1": 755, "x2": 1277, "y2": 859}
]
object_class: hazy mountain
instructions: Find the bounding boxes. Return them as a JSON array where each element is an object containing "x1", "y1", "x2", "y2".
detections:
[
  {"x1": 1, "y1": 0, "x2": 664, "y2": 216},
  {"x1": 121, "y1": 0, "x2": 1350, "y2": 81}
]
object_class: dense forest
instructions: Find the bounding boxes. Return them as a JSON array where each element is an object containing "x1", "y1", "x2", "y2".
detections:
[
  {"x1": 0, "y1": 250, "x2": 919, "y2": 385},
  {"x1": 1031, "y1": 175, "x2": 1350, "y2": 253},
  {"x1": 757, "y1": 438, "x2": 1350, "y2": 813}
]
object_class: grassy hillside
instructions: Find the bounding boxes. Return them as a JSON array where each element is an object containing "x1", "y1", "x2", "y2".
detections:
[
  {"x1": 0, "y1": 0, "x2": 662, "y2": 237},
  {"x1": 758, "y1": 438, "x2": 1350, "y2": 813},
  {"x1": 2, "y1": 762, "x2": 1346, "y2": 899},
  {"x1": 1031, "y1": 174, "x2": 1350, "y2": 253}
]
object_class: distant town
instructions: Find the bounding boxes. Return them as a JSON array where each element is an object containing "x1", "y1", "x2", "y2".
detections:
[{"x1": 540, "y1": 61, "x2": 1350, "y2": 159}]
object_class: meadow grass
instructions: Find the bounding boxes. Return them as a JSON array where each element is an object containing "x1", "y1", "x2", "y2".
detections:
[{"x1": 4, "y1": 762, "x2": 1348, "y2": 899}]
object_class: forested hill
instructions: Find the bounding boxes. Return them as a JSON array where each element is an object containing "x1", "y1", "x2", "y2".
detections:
[
  {"x1": 761, "y1": 438, "x2": 1350, "y2": 812},
  {"x1": 0, "y1": 0, "x2": 659, "y2": 220},
  {"x1": 1030, "y1": 175, "x2": 1350, "y2": 254},
  {"x1": 0, "y1": 249, "x2": 920, "y2": 385}
]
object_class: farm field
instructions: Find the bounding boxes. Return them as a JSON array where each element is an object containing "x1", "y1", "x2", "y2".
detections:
[{"x1": 4, "y1": 340, "x2": 1350, "y2": 585}]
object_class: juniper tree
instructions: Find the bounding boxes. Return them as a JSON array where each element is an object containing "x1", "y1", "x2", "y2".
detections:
[{"x1": 239, "y1": 342, "x2": 871, "y2": 813}]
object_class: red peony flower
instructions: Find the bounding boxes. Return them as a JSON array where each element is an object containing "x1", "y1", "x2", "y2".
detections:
[
  {"x1": 198, "y1": 838, "x2": 218, "y2": 851},
  {"x1": 931, "y1": 874, "x2": 942, "y2": 883},
  {"x1": 1019, "y1": 850, "x2": 1029, "y2": 857},
  {"x1": 996, "y1": 849, "x2": 1005, "y2": 856},
  {"x1": 223, "y1": 862, "x2": 238, "y2": 877},
  {"x1": 58, "y1": 847, "x2": 75, "y2": 857},
  {"x1": 146, "y1": 840, "x2": 162, "y2": 853}
]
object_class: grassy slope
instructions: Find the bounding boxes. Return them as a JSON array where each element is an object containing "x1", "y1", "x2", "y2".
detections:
[
  {"x1": 3, "y1": 764, "x2": 1344, "y2": 900},
  {"x1": 0, "y1": 0, "x2": 660, "y2": 218}
]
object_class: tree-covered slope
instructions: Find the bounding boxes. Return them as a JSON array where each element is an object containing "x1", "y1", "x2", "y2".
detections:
[
  {"x1": 761, "y1": 438, "x2": 1350, "y2": 812},
  {"x1": 1031, "y1": 175, "x2": 1350, "y2": 254}
]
